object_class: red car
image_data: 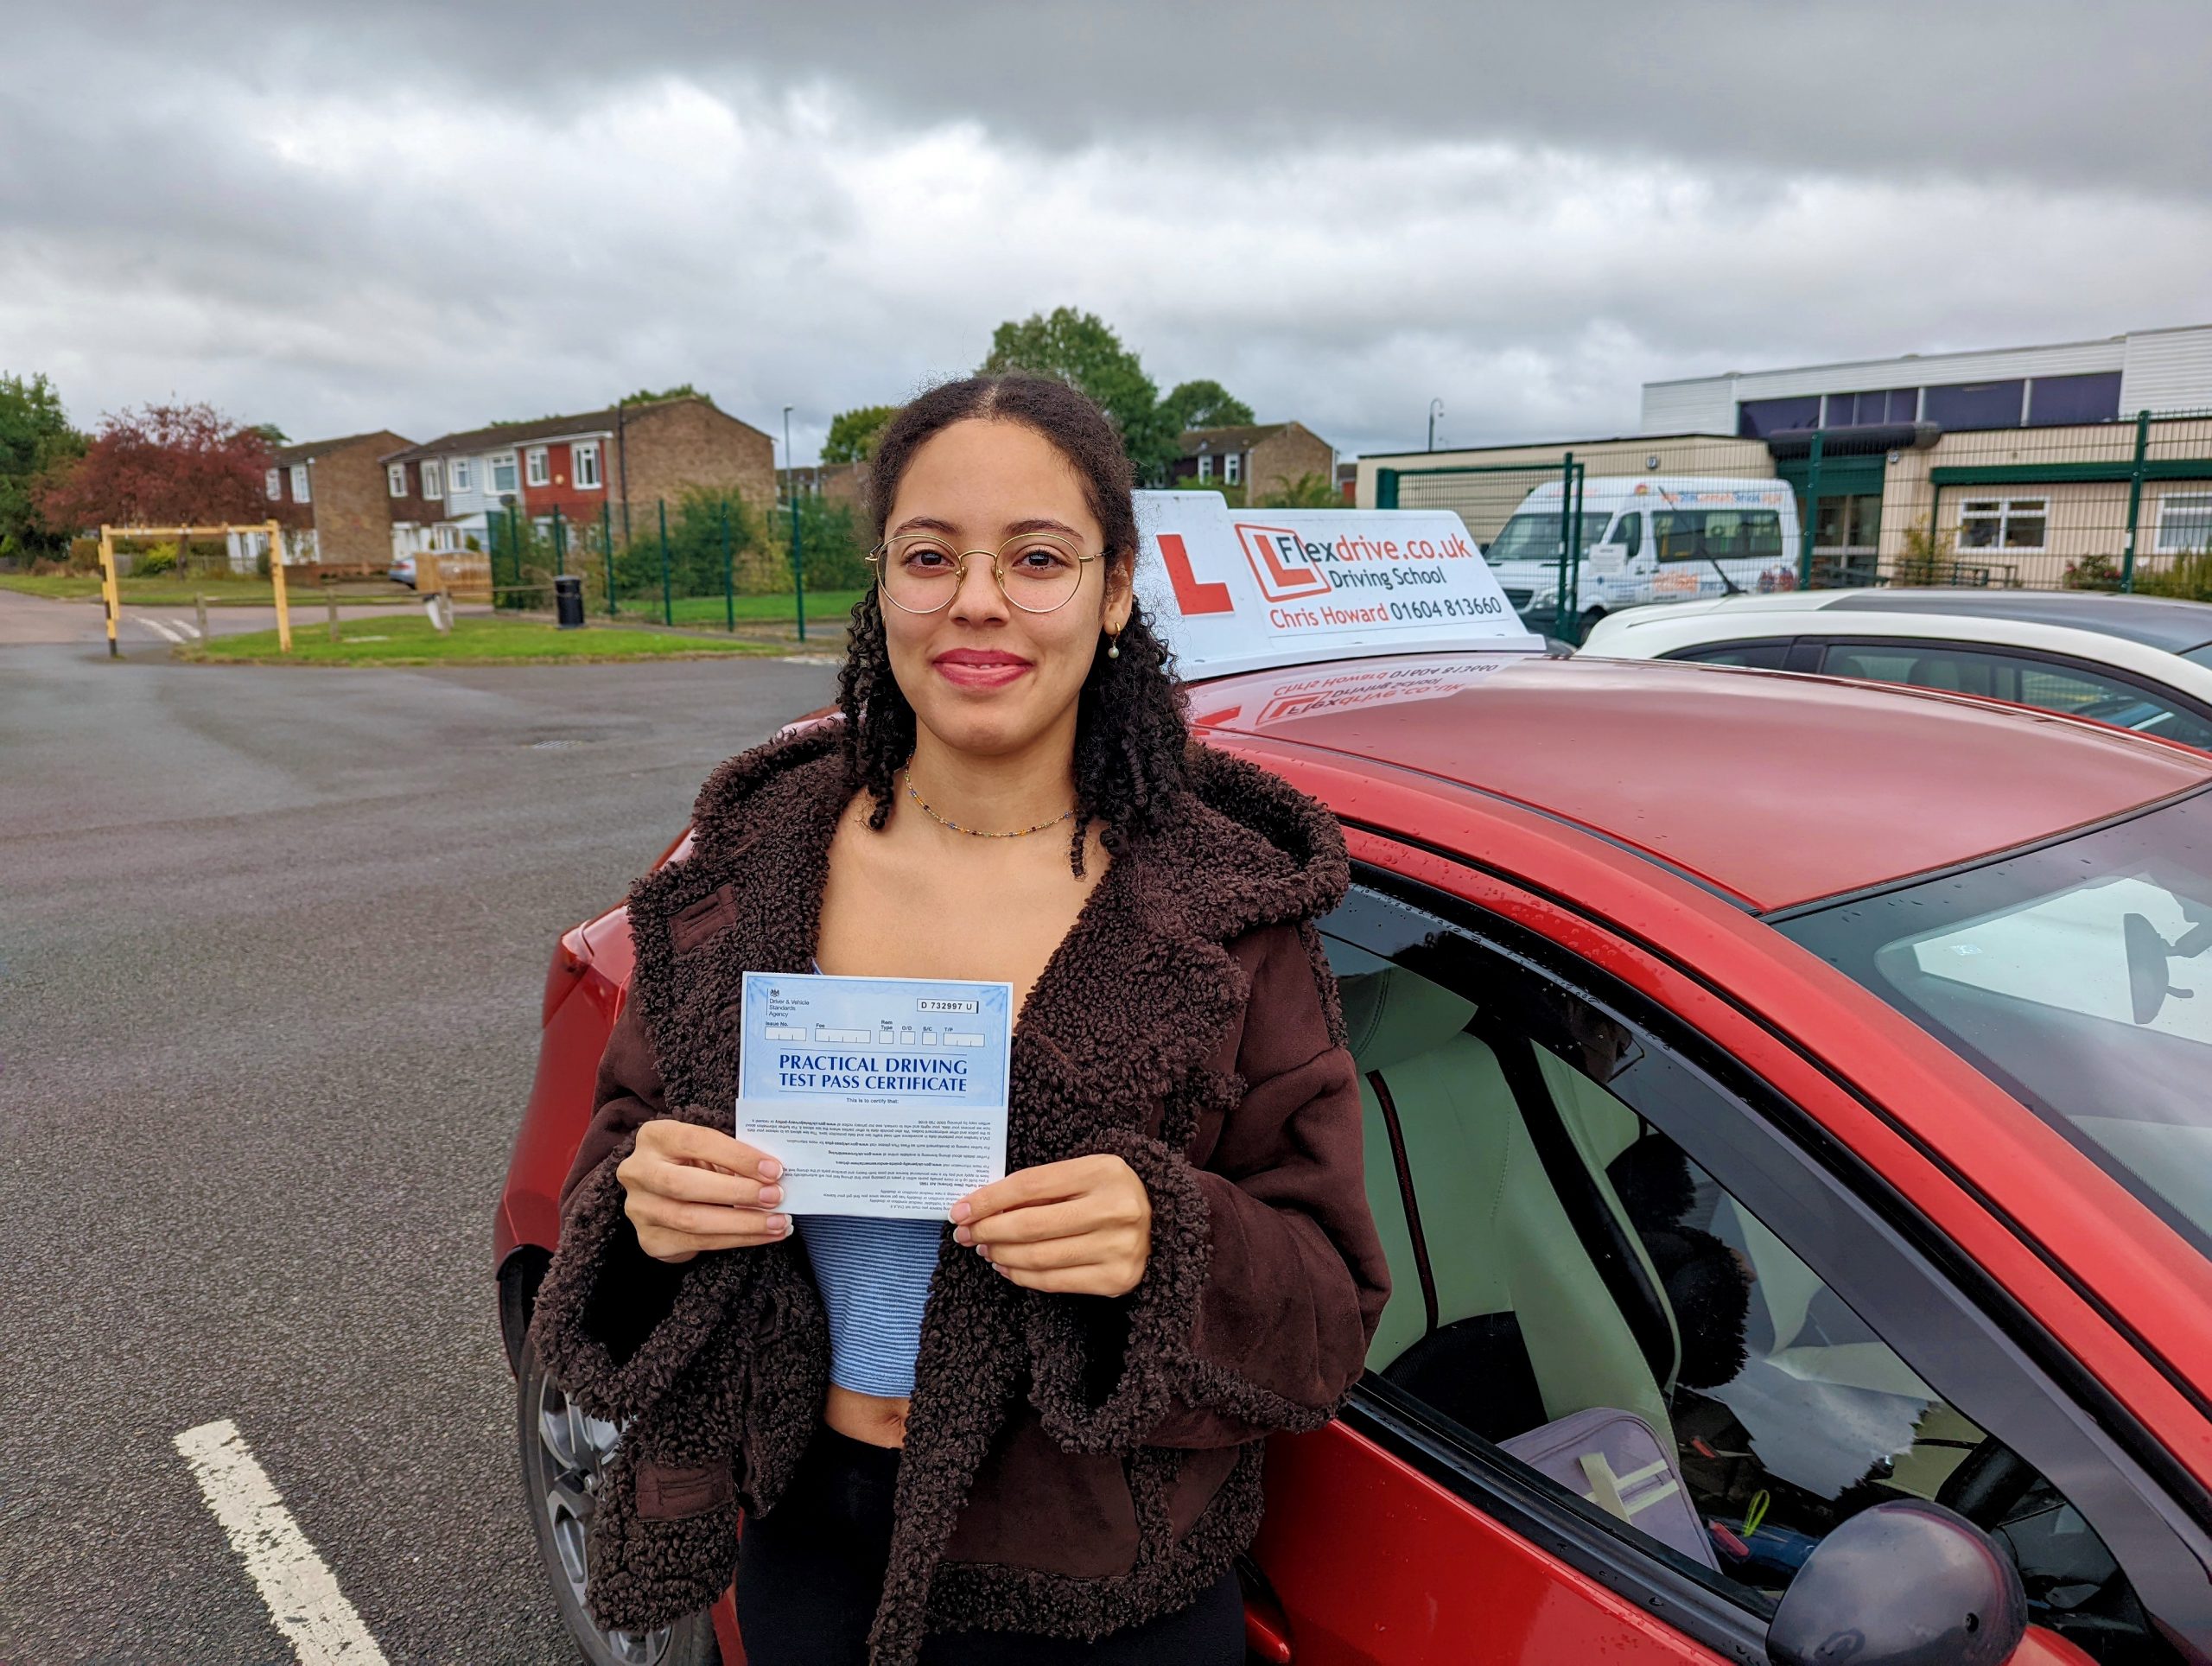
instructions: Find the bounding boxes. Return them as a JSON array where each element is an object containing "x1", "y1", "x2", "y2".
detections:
[{"x1": 495, "y1": 649, "x2": 2212, "y2": 1666}]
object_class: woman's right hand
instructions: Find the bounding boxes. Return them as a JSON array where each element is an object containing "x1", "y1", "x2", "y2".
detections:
[{"x1": 616, "y1": 1120, "x2": 791, "y2": 1263}]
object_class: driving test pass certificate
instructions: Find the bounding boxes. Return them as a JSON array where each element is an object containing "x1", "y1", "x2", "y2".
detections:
[{"x1": 734, "y1": 970, "x2": 1013, "y2": 1218}]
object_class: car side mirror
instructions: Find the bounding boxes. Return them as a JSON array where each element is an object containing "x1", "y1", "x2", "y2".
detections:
[{"x1": 1766, "y1": 1500, "x2": 2026, "y2": 1666}]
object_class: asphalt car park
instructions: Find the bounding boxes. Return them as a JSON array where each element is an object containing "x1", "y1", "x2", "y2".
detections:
[
  {"x1": 0, "y1": 610, "x2": 838, "y2": 1664},
  {"x1": 500, "y1": 500, "x2": 2212, "y2": 1666}
]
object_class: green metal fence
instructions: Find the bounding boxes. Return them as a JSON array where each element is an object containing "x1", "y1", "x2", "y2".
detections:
[
  {"x1": 1378, "y1": 457, "x2": 1588, "y2": 641},
  {"x1": 458, "y1": 490, "x2": 872, "y2": 639},
  {"x1": 1373, "y1": 410, "x2": 2212, "y2": 641}
]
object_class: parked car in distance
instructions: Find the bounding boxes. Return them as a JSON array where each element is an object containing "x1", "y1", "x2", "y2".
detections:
[
  {"x1": 1580, "y1": 588, "x2": 2212, "y2": 753},
  {"x1": 1486, "y1": 476, "x2": 1801, "y2": 640},
  {"x1": 388, "y1": 551, "x2": 417, "y2": 590},
  {"x1": 497, "y1": 645, "x2": 2212, "y2": 1666}
]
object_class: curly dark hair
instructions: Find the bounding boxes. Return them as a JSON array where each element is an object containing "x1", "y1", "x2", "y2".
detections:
[{"x1": 836, "y1": 373, "x2": 1191, "y2": 874}]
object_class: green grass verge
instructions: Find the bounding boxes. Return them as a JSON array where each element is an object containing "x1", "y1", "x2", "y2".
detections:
[
  {"x1": 620, "y1": 588, "x2": 866, "y2": 627},
  {"x1": 0, "y1": 573, "x2": 412, "y2": 607},
  {"x1": 180, "y1": 614, "x2": 784, "y2": 665}
]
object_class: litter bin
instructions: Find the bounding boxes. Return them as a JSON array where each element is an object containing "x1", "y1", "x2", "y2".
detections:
[{"x1": 553, "y1": 573, "x2": 584, "y2": 630}]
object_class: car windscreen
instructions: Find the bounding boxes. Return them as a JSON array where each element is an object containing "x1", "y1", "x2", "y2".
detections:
[
  {"x1": 1485, "y1": 511, "x2": 1614, "y2": 565},
  {"x1": 1777, "y1": 785, "x2": 2212, "y2": 1262}
]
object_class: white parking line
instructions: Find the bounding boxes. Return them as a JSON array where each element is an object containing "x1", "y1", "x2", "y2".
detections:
[
  {"x1": 173, "y1": 1419, "x2": 389, "y2": 1665},
  {"x1": 135, "y1": 614, "x2": 185, "y2": 643}
]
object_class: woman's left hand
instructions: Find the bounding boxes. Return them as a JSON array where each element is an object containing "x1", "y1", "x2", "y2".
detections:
[{"x1": 950, "y1": 1155, "x2": 1153, "y2": 1296}]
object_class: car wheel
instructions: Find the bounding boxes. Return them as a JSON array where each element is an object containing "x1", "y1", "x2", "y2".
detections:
[
  {"x1": 1578, "y1": 606, "x2": 1607, "y2": 644},
  {"x1": 517, "y1": 1333, "x2": 721, "y2": 1666}
]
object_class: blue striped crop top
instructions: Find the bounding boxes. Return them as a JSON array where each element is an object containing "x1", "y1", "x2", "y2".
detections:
[
  {"x1": 788, "y1": 961, "x2": 944, "y2": 1396},
  {"x1": 793, "y1": 1213, "x2": 943, "y2": 1396}
]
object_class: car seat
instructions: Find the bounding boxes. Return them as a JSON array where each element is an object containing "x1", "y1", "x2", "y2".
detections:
[{"x1": 1340, "y1": 964, "x2": 1676, "y2": 1447}]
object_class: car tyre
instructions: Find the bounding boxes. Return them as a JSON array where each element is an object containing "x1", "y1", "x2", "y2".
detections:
[
  {"x1": 517, "y1": 1332, "x2": 721, "y2": 1666},
  {"x1": 1578, "y1": 605, "x2": 1607, "y2": 642}
]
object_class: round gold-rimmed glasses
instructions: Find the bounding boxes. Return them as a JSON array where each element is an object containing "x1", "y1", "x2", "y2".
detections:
[{"x1": 867, "y1": 530, "x2": 1100, "y2": 615}]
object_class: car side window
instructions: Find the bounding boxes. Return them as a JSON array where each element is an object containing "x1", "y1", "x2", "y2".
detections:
[
  {"x1": 1612, "y1": 513, "x2": 1643, "y2": 561},
  {"x1": 1324, "y1": 900, "x2": 2182, "y2": 1661},
  {"x1": 1820, "y1": 642, "x2": 2212, "y2": 749},
  {"x1": 1670, "y1": 640, "x2": 1793, "y2": 671}
]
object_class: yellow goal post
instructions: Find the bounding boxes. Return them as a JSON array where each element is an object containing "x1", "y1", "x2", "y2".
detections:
[{"x1": 97, "y1": 520, "x2": 295, "y2": 657}]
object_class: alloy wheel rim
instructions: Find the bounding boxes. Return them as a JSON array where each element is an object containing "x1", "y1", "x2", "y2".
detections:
[{"x1": 531, "y1": 1371, "x2": 675, "y2": 1665}]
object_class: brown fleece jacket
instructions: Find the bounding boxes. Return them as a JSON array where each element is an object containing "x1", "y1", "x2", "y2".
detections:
[{"x1": 528, "y1": 728, "x2": 1389, "y2": 1663}]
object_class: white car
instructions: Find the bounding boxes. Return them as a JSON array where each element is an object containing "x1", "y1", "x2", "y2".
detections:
[
  {"x1": 388, "y1": 552, "x2": 417, "y2": 589},
  {"x1": 1580, "y1": 588, "x2": 2212, "y2": 752}
]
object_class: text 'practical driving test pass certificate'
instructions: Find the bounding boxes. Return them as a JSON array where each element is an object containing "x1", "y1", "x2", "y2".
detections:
[{"x1": 734, "y1": 970, "x2": 1013, "y2": 1218}]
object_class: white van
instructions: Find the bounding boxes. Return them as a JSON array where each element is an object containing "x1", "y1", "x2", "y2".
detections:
[{"x1": 1484, "y1": 477, "x2": 1802, "y2": 635}]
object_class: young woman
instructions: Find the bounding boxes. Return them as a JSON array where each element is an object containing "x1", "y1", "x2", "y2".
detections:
[{"x1": 531, "y1": 373, "x2": 1389, "y2": 1665}]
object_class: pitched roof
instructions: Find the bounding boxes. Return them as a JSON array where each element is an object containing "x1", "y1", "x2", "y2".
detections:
[
  {"x1": 383, "y1": 406, "x2": 631, "y2": 463},
  {"x1": 1179, "y1": 423, "x2": 1291, "y2": 454},
  {"x1": 270, "y1": 431, "x2": 405, "y2": 467}
]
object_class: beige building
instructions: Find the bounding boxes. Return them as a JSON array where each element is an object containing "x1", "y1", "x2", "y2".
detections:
[
  {"x1": 1173, "y1": 423, "x2": 1336, "y2": 504},
  {"x1": 1357, "y1": 322, "x2": 2212, "y2": 588},
  {"x1": 1357, "y1": 433, "x2": 1772, "y2": 544}
]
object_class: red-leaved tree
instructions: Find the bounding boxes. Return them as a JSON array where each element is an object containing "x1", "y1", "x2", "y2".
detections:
[{"x1": 35, "y1": 403, "x2": 274, "y2": 532}]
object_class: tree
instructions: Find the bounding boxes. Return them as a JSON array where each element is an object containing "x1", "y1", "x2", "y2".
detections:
[
  {"x1": 822, "y1": 404, "x2": 898, "y2": 465},
  {"x1": 623, "y1": 384, "x2": 702, "y2": 405},
  {"x1": 252, "y1": 422, "x2": 290, "y2": 447},
  {"x1": 1259, "y1": 472, "x2": 1345, "y2": 509},
  {"x1": 1160, "y1": 378, "x2": 1254, "y2": 436},
  {"x1": 981, "y1": 308, "x2": 1179, "y2": 486},
  {"x1": 0, "y1": 372, "x2": 85, "y2": 557},
  {"x1": 35, "y1": 403, "x2": 274, "y2": 533}
]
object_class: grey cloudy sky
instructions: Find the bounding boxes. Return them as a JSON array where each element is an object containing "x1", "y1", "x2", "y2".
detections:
[{"x1": 4, "y1": 1, "x2": 2208, "y2": 461}]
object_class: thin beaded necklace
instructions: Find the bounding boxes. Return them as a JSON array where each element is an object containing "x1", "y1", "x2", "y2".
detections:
[{"x1": 902, "y1": 769, "x2": 1076, "y2": 839}]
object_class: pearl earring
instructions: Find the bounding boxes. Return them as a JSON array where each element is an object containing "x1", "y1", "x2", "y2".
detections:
[{"x1": 1106, "y1": 630, "x2": 1121, "y2": 659}]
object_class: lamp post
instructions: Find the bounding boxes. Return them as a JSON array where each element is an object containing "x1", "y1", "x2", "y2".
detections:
[
  {"x1": 784, "y1": 404, "x2": 804, "y2": 643},
  {"x1": 1427, "y1": 398, "x2": 1445, "y2": 452}
]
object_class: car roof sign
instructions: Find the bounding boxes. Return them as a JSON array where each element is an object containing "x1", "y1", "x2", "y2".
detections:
[{"x1": 1132, "y1": 490, "x2": 1543, "y2": 679}]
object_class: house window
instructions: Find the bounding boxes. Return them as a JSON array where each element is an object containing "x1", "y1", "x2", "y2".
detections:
[
  {"x1": 2156, "y1": 493, "x2": 2212, "y2": 555},
  {"x1": 450, "y1": 458, "x2": 471, "y2": 493},
  {"x1": 1197, "y1": 454, "x2": 1213, "y2": 480},
  {"x1": 1959, "y1": 497, "x2": 2048, "y2": 551},
  {"x1": 388, "y1": 464, "x2": 408, "y2": 499},
  {"x1": 423, "y1": 461, "x2": 444, "y2": 500},
  {"x1": 265, "y1": 467, "x2": 282, "y2": 501},
  {"x1": 491, "y1": 452, "x2": 518, "y2": 495},
  {"x1": 574, "y1": 441, "x2": 602, "y2": 490},
  {"x1": 525, "y1": 447, "x2": 550, "y2": 488},
  {"x1": 1224, "y1": 453, "x2": 1242, "y2": 485},
  {"x1": 290, "y1": 464, "x2": 311, "y2": 503}
]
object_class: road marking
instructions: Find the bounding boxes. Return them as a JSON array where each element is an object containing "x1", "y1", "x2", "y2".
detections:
[
  {"x1": 173, "y1": 1419, "x2": 389, "y2": 1664},
  {"x1": 135, "y1": 615, "x2": 185, "y2": 643},
  {"x1": 169, "y1": 616, "x2": 202, "y2": 639}
]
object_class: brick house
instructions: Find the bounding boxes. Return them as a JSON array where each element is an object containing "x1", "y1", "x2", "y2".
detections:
[
  {"x1": 382, "y1": 395, "x2": 776, "y2": 557},
  {"x1": 789, "y1": 461, "x2": 871, "y2": 509},
  {"x1": 258, "y1": 431, "x2": 416, "y2": 570},
  {"x1": 1171, "y1": 422, "x2": 1337, "y2": 504}
]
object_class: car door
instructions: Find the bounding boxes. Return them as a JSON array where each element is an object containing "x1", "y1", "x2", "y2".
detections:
[{"x1": 1249, "y1": 850, "x2": 2207, "y2": 1664}]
